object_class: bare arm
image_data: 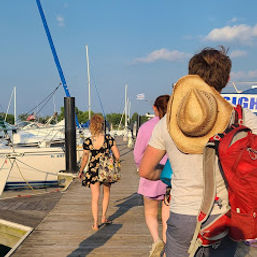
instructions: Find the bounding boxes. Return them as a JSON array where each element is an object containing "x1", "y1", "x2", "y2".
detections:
[
  {"x1": 133, "y1": 126, "x2": 146, "y2": 167},
  {"x1": 139, "y1": 145, "x2": 165, "y2": 180},
  {"x1": 78, "y1": 149, "x2": 90, "y2": 178},
  {"x1": 111, "y1": 141, "x2": 120, "y2": 161}
]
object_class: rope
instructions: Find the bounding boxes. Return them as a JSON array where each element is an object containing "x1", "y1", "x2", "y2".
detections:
[
  {"x1": 0, "y1": 157, "x2": 35, "y2": 191},
  {"x1": 0, "y1": 152, "x2": 61, "y2": 192},
  {"x1": 15, "y1": 83, "x2": 61, "y2": 124},
  {"x1": 11, "y1": 159, "x2": 34, "y2": 191},
  {"x1": 14, "y1": 158, "x2": 60, "y2": 176}
]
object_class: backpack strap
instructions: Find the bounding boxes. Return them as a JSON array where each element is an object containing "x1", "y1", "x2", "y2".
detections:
[
  {"x1": 188, "y1": 143, "x2": 217, "y2": 255},
  {"x1": 105, "y1": 134, "x2": 113, "y2": 155},
  {"x1": 234, "y1": 104, "x2": 243, "y2": 125},
  {"x1": 188, "y1": 142, "x2": 230, "y2": 257}
]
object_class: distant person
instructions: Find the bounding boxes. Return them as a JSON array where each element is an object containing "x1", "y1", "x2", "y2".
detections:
[
  {"x1": 140, "y1": 46, "x2": 257, "y2": 256},
  {"x1": 134, "y1": 95, "x2": 170, "y2": 257},
  {"x1": 78, "y1": 114, "x2": 120, "y2": 231}
]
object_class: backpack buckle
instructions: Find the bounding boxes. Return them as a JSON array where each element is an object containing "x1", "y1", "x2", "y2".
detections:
[
  {"x1": 213, "y1": 135, "x2": 221, "y2": 141},
  {"x1": 248, "y1": 148, "x2": 257, "y2": 160},
  {"x1": 238, "y1": 118, "x2": 244, "y2": 125}
]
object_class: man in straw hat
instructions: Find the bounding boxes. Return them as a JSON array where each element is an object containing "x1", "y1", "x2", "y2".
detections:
[{"x1": 139, "y1": 46, "x2": 257, "y2": 257}]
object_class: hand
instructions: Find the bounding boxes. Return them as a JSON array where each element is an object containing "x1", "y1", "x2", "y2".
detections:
[{"x1": 78, "y1": 171, "x2": 84, "y2": 180}]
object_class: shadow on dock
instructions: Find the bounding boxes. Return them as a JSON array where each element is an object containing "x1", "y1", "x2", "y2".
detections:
[
  {"x1": 67, "y1": 224, "x2": 123, "y2": 257},
  {"x1": 67, "y1": 193, "x2": 143, "y2": 257}
]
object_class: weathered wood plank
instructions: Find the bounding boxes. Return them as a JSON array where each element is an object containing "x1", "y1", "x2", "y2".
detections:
[{"x1": 11, "y1": 138, "x2": 153, "y2": 256}]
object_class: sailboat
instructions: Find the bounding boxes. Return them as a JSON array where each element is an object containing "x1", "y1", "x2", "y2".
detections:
[
  {"x1": 0, "y1": 146, "x2": 66, "y2": 193},
  {"x1": 0, "y1": 0, "x2": 81, "y2": 195}
]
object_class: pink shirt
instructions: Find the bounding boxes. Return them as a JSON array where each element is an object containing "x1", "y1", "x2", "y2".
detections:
[
  {"x1": 134, "y1": 117, "x2": 167, "y2": 167},
  {"x1": 134, "y1": 117, "x2": 168, "y2": 199}
]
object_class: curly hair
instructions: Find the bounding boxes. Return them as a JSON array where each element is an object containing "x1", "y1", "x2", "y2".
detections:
[
  {"x1": 154, "y1": 95, "x2": 170, "y2": 119},
  {"x1": 89, "y1": 114, "x2": 104, "y2": 135},
  {"x1": 188, "y1": 46, "x2": 231, "y2": 92}
]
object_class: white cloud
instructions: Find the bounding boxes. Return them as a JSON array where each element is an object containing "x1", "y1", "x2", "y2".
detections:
[
  {"x1": 56, "y1": 15, "x2": 65, "y2": 27},
  {"x1": 231, "y1": 70, "x2": 257, "y2": 80},
  {"x1": 230, "y1": 50, "x2": 247, "y2": 58},
  {"x1": 134, "y1": 48, "x2": 191, "y2": 63},
  {"x1": 205, "y1": 24, "x2": 257, "y2": 44},
  {"x1": 228, "y1": 17, "x2": 238, "y2": 23}
]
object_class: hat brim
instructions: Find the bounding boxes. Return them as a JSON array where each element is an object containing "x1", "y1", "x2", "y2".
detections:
[{"x1": 166, "y1": 75, "x2": 233, "y2": 154}]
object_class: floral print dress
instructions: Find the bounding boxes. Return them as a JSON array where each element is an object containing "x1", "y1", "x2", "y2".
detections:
[{"x1": 82, "y1": 134, "x2": 114, "y2": 187}]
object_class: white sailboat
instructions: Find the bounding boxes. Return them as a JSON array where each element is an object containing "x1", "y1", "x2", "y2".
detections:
[
  {"x1": 0, "y1": 93, "x2": 80, "y2": 194},
  {"x1": 0, "y1": 146, "x2": 65, "y2": 194}
]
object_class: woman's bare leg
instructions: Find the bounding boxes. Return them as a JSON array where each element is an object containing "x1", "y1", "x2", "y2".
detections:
[
  {"x1": 101, "y1": 183, "x2": 111, "y2": 223},
  {"x1": 90, "y1": 182, "x2": 100, "y2": 229},
  {"x1": 144, "y1": 196, "x2": 160, "y2": 242}
]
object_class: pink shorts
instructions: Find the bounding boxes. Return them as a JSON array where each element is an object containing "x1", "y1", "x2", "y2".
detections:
[{"x1": 137, "y1": 177, "x2": 167, "y2": 200}]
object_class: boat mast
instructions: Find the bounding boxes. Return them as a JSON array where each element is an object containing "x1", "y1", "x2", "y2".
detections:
[
  {"x1": 85, "y1": 45, "x2": 91, "y2": 120},
  {"x1": 124, "y1": 84, "x2": 128, "y2": 130},
  {"x1": 5, "y1": 86, "x2": 16, "y2": 125},
  {"x1": 14, "y1": 86, "x2": 16, "y2": 125}
]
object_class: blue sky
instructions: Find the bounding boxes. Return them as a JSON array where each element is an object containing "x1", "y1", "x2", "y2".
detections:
[{"x1": 1, "y1": 0, "x2": 257, "y2": 117}]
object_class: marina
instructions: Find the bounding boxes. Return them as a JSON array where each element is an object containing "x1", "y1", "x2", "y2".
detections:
[{"x1": 0, "y1": 1, "x2": 257, "y2": 257}]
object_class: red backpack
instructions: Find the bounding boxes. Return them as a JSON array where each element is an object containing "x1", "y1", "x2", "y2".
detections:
[{"x1": 188, "y1": 105, "x2": 257, "y2": 257}]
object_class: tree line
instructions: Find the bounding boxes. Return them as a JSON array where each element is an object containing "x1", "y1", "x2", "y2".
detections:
[{"x1": 0, "y1": 107, "x2": 150, "y2": 129}]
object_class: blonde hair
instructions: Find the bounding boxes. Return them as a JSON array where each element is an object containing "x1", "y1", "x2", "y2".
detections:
[{"x1": 89, "y1": 114, "x2": 104, "y2": 135}]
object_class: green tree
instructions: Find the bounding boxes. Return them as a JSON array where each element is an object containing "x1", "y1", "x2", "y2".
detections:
[
  {"x1": 18, "y1": 113, "x2": 28, "y2": 122},
  {"x1": 57, "y1": 106, "x2": 96, "y2": 124},
  {"x1": 0, "y1": 113, "x2": 14, "y2": 124},
  {"x1": 140, "y1": 115, "x2": 149, "y2": 124},
  {"x1": 57, "y1": 107, "x2": 65, "y2": 122},
  {"x1": 106, "y1": 113, "x2": 124, "y2": 128},
  {"x1": 131, "y1": 112, "x2": 139, "y2": 123}
]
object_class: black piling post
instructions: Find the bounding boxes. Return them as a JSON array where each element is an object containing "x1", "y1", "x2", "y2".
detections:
[
  {"x1": 136, "y1": 115, "x2": 141, "y2": 137},
  {"x1": 64, "y1": 97, "x2": 77, "y2": 173}
]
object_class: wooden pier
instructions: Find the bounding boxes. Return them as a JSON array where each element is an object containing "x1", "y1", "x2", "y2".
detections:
[
  {"x1": 0, "y1": 137, "x2": 256, "y2": 256},
  {"x1": 2, "y1": 138, "x2": 152, "y2": 257}
]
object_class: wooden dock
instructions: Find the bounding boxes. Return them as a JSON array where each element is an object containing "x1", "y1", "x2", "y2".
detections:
[
  {"x1": 6, "y1": 138, "x2": 153, "y2": 257},
  {"x1": 0, "y1": 137, "x2": 256, "y2": 257}
]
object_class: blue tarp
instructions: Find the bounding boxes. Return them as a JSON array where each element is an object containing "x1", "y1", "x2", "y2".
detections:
[
  {"x1": 242, "y1": 88, "x2": 257, "y2": 94},
  {"x1": 81, "y1": 121, "x2": 90, "y2": 128}
]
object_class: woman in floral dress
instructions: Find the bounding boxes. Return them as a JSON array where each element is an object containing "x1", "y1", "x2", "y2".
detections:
[{"x1": 78, "y1": 114, "x2": 120, "y2": 231}]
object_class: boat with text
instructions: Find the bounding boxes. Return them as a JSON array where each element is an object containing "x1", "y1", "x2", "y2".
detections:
[{"x1": 222, "y1": 82, "x2": 257, "y2": 115}]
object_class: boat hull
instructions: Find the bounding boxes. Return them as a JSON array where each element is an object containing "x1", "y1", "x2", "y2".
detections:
[{"x1": 0, "y1": 147, "x2": 65, "y2": 191}]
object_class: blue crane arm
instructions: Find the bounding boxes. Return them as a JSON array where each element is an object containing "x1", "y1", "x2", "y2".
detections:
[{"x1": 36, "y1": 0, "x2": 80, "y2": 128}]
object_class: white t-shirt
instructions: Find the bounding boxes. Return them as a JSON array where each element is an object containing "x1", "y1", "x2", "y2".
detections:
[{"x1": 149, "y1": 108, "x2": 257, "y2": 215}]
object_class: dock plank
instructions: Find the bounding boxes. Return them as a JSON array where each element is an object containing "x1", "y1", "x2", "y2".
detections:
[{"x1": 11, "y1": 138, "x2": 152, "y2": 256}]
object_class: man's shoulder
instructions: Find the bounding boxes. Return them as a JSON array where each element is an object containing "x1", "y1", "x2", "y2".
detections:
[
  {"x1": 151, "y1": 115, "x2": 168, "y2": 137},
  {"x1": 243, "y1": 108, "x2": 257, "y2": 133}
]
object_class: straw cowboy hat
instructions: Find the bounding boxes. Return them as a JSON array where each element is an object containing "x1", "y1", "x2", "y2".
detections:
[{"x1": 166, "y1": 75, "x2": 233, "y2": 154}]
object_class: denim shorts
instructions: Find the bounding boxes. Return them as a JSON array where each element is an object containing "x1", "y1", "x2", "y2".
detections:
[{"x1": 165, "y1": 212, "x2": 238, "y2": 257}]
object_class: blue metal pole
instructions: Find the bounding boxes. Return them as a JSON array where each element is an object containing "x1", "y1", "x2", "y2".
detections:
[{"x1": 36, "y1": 0, "x2": 80, "y2": 128}]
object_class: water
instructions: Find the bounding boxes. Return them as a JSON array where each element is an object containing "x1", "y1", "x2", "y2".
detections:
[{"x1": 0, "y1": 244, "x2": 11, "y2": 257}]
